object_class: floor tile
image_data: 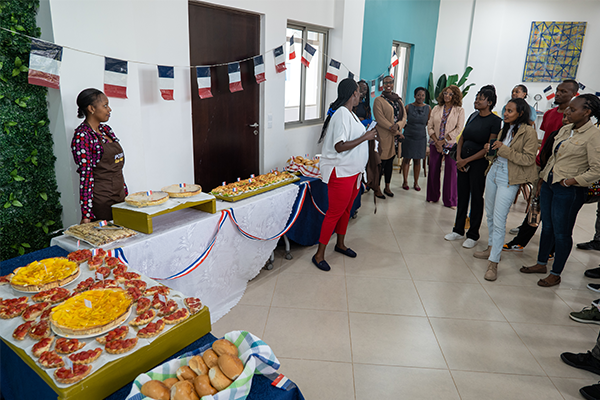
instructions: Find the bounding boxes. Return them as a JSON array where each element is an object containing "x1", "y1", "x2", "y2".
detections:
[
  {"x1": 278, "y1": 244, "x2": 346, "y2": 276},
  {"x1": 346, "y1": 276, "x2": 425, "y2": 316},
  {"x1": 396, "y1": 233, "x2": 460, "y2": 256},
  {"x1": 555, "y1": 288, "x2": 598, "y2": 312},
  {"x1": 271, "y1": 272, "x2": 347, "y2": 311},
  {"x1": 344, "y1": 248, "x2": 411, "y2": 279},
  {"x1": 451, "y1": 371, "x2": 564, "y2": 400},
  {"x1": 211, "y1": 304, "x2": 269, "y2": 338},
  {"x1": 239, "y1": 268, "x2": 279, "y2": 306},
  {"x1": 278, "y1": 358, "x2": 354, "y2": 400},
  {"x1": 404, "y1": 253, "x2": 478, "y2": 283},
  {"x1": 550, "y1": 377, "x2": 594, "y2": 400}
]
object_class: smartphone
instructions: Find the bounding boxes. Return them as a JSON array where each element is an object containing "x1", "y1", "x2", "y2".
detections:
[{"x1": 488, "y1": 139, "x2": 497, "y2": 157}]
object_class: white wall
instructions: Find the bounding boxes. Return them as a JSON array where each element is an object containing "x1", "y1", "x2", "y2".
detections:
[
  {"x1": 433, "y1": 0, "x2": 600, "y2": 123},
  {"x1": 43, "y1": 0, "x2": 365, "y2": 226}
]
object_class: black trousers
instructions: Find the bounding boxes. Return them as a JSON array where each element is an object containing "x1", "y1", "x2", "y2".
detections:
[
  {"x1": 380, "y1": 156, "x2": 395, "y2": 185},
  {"x1": 453, "y1": 158, "x2": 488, "y2": 240},
  {"x1": 506, "y1": 204, "x2": 555, "y2": 255}
]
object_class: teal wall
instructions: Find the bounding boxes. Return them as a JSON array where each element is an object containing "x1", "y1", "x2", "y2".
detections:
[{"x1": 360, "y1": 0, "x2": 440, "y2": 105}]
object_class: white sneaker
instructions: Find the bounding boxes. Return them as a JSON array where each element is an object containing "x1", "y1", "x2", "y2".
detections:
[
  {"x1": 462, "y1": 238, "x2": 478, "y2": 248},
  {"x1": 445, "y1": 232, "x2": 465, "y2": 241}
]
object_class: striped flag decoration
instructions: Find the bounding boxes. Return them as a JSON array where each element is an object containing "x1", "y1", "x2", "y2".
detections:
[
  {"x1": 273, "y1": 45, "x2": 287, "y2": 73},
  {"x1": 253, "y1": 55, "x2": 266, "y2": 84},
  {"x1": 544, "y1": 85, "x2": 555, "y2": 100},
  {"x1": 196, "y1": 67, "x2": 213, "y2": 99},
  {"x1": 157, "y1": 65, "x2": 174, "y2": 101},
  {"x1": 325, "y1": 59, "x2": 341, "y2": 83},
  {"x1": 228, "y1": 62, "x2": 243, "y2": 93},
  {"x1": 579, "y1": 82, "x2": 586, "y2": 91},
  {"x1": 28, "y1": 39, "x2": 62, "y2": 89},
  {"x1": 272, "y1": 374, "x2": 292, "y2": 389},
  {"x1": 391, "y1": 50, "x2": 399, "y2": 68},
  {"x1": 370, "y1": 79, "x2": 376, "y2": 96},
  {"x1": 301, "y1": 42, "x2": 316, "y2": 67},
  {"x1": 348, "y1": 71, "x2": 355, "y2": 80},
  {"x1": 98, "y1": 220, "x2": 108, "y2": 227},
  {"x1": 378, "y1": 74, "x2": 384, "y2": 91},
  {"x1": 104, "y1": 57, "x2": 128, "y2": 99},
  {"x1": 289, "y1": 35, "x2": 296, "y2": 60}
]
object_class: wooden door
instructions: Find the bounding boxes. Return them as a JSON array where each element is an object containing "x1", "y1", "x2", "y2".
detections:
[{"x1": 188, "y1": 2, "x2": 260, "y2": 191}]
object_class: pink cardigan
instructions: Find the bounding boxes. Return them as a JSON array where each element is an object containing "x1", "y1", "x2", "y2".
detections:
[{"x1": 427, "y1": 104, "x2": 465, "y2": 145}]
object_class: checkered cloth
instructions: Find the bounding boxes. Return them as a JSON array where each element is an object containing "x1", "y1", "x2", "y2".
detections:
[
  {"x1": 127, "y1": 331, "x2": 284, "y2": 400},
  {"x1": 284, "y1": 157, "x2": 320, "y2": 178}
]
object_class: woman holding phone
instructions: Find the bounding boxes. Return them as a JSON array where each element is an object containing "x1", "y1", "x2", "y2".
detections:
[{"x1": 474, "y1": 98, "x2": 538, "y2": 281}]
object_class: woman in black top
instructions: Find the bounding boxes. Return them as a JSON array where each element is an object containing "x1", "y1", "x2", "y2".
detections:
[
  {"x1": 444, "y1": 85, "x2": 502, "y2": 248},
  {"x1": 353, "y1": 80, "x2": 372, "y2": 126}
]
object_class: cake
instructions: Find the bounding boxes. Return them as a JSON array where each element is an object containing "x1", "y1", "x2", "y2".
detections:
[{"x1": 10, "y1": 258, "x2": 79, "y2": 292}]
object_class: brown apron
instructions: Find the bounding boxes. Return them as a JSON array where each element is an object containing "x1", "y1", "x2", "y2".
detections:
[{"x1": 92, "y1": 140, "x2": 125, "y2": 221}]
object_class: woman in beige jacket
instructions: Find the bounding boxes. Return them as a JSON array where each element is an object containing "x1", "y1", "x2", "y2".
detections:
[
  {"x1": 372, "y1": 76, "x2": 407, "y2": 198},
  {"x1": 426, "y1": 85, "x2": 465, "y2": 207}
]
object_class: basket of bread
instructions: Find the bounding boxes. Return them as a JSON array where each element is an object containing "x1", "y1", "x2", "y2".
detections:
[
  {"x1": 284, "y1": 155, "x2": 320, "y2": 178},
  {"x1": 128, "y1": 331, "x2": 282, "y2": 400}
]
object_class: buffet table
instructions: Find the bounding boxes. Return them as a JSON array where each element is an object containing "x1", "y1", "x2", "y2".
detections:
[{"x1": 51, "y1": 184, "x2": 299, "y2": 324}]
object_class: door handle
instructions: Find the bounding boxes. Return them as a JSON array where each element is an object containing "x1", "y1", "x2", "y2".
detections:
[{"x1": 249, "y1": 123, "x2": 259, "y2": 128}]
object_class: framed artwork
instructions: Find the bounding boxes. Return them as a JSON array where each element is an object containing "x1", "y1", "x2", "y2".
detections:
[{"x1": 522, "y1": 21, "x2": 586, "y2": 82}]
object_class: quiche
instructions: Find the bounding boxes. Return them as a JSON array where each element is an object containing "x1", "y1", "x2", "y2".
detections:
[
  {"x1": 50, "y1": 288, "x2": 133, "y2": 337},
  {"x1": 125, "y1": 191, "x2": 169, "y2": 207},
  {"x1": 161, "y1": 183, "x2": 202, "y2": 198},
  {"x1": 10, "y1": 258, "x2": 79, "y2": 292}
]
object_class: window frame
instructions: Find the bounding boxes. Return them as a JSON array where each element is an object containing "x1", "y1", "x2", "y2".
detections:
[
  {"x1": 391, "y1": 41, "x2": 412, "y2": 102},
  {"x1": 285, "y1": 22, "x2": 329, "y2": 128}
]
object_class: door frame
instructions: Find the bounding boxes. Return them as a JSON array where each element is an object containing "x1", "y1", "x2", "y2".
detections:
[{"x1": 391, "y1": 40, "x2": 412, "y2": 101}]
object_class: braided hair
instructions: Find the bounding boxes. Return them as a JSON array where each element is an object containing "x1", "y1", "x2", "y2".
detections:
[
  {"x1": 578, "y1": 94, "x2": 600, "y2": 127},
  {"x1": 499, "y1": 98, "x2": 530, "y2": 142},
  {"x1": 318, "y1": 78, "x2": 358, "y2": 143}
]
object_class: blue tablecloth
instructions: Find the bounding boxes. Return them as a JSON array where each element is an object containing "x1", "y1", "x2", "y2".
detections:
[
  {"x1": 0, "y1": 247, "x2": 304, "y2": 400},
  {"x1": 285, "y1": 176, "x2": 362, "y2": 246}
]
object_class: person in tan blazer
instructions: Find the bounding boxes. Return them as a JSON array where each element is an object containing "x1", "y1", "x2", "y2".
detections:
[
  {"x1": 372, "y1": 76, "x2": 407, "y2": 198},
  {"x1": 426, "y1": 85, "x2": 465, "y2": 208}
]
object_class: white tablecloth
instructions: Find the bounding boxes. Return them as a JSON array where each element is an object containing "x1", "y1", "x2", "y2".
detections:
[{"x1": 52, "y1": 185, "x2": 299, "y2": 323}]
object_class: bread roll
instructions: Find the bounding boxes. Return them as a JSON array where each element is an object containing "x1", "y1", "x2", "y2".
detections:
[
  {"x1": 188, "y1": 355, "x2": 208, "y2": 376},
  {"x1": 170, "y1": 381, "x2": 199, "y2": 400},
  {"x1": 218, "y1": 353, "x2": 244, "y2": 380},
  {"x1": 193, "y1": 375, "x2": 217, "y2": 397},
  {"x1": 163, "y1": 377, "x2": 179, "y2": 389},
  {"x1": 141, "y1": 380, "x2": 170, "y2": 400},
  {"x1": 202, "y1": 349, "x2": 219, "y2": 368},
  {"x1": 176, "y1": 366, "x2": 197, "y2": 381},
  {"x1": 212, "y1": 339, "x2": 238, "y2": 357},
  {"x1": 208, "y1": 366, "x2": 233, "y2": 391}
]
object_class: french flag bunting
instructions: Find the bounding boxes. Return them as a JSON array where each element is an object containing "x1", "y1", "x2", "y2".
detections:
[
  {"x1": 301, "y1": 42, "x2": 316, "y2": 68},
  {"x1": 370, "y1": 79, "x2": 376, "y2": 96},
  {"x1": 578, "y1": 82, "x2": 586, "y2": 91},
  {"x1": 348, "y1": 71, "x2": 354, "y2": 80},
  {"x1": 289, "y1": 35, "x2": 296, "y2": 60},
  {"x1": 325, "y1": 59, "x2": 341, "y2": 83},
  {"x1": 378, "y1": 75, "x2": 384, "y2": 91},
  {"x1": 196, "y1": 66, "x2": 213, "y2": 99},
  {"x1": 104, "y1": 57, "x2": 128, "y2": 99},
  {"x1": 543, "y1": 85, "x2": 555, "y2": 100},
  {"x1": 389, "y1": 66, "x2": 394, "y2": 78},
  {"x1": 157, "y1": 65, "x2": 174, "y2": 101},
  {"x1": 273, "y1": 45, "x2": 287, "y2": 73},
  {"x1": 28, "y1": 39, "x2": 62, "y2": 89},
  {"x1": 391, "y1": 50, "x2": 399, "y2": 68},
  {"x1": 228, "y1": 62, "x2": 243, "y2": 93},
  {"x1": 253, "y1": 55, "x2": 266, "y2": 84}
]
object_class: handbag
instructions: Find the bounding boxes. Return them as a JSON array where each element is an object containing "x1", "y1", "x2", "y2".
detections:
[
  {"x1": 444, "y1": 143, "x2": 458, "y2": 161},
  {"x1": 586, "y1": 181, "x2": 600, "y2": 204}
]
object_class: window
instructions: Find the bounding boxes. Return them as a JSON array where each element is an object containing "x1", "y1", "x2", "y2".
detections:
[
  {"x1": 285, "y1": 24, "x2": 328, "y2": 126},
  {"x1": 390, "y1": 41, "x2": 411, "y2": 101}
]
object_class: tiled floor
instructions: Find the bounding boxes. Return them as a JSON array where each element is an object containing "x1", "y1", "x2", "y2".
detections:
[{"x1": 213, "y1": 172, "x2": 600, "y2": 399}]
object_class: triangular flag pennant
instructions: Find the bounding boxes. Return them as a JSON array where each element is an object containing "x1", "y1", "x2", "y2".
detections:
[
  {"x1": 228, "y1": 62, "x2": 243, "y2": 93},
  {"x1": 325, "y1": 59, "x2": 341, "y2": 83},
  {"x1": 543, "y1": 85, "x2": 555, "y2": 100},
  {"x1": 273, "y1": 45, "x2": 287, "y2": 73},
  {"x1": 289, "y1": 35, "x2": 296, "y2": 60},
  {"x1": 389, "y1": 66, "x2": 394, "y2": 79},
  {"x1": 391, "y1": 50, "x2": 399, "y2": 68},
  {"x1": 196, "y1": 66, "x2": 213, "y2": 99},
  {"x1": 253, "y1": 55, "x2": 266, "y2": 84},
  {"x1": 370, "y1": 79, "x2": 376, "y2": 96},
  {"x1": 378, "y1": 74, "x2": 384, "y2": 91},
  {"x1": 157, "y1": 65, "x2": 174, "y2": 101},
  {"x1": 301, "y1": 42, "x2": 316, "y2": 67},
  {"x1": 28, "y1": 39, "x2": 62, "y2": 89},
  {"x1": 348, "y1": 71, "x2": 354, "y2": 80},
  {"x1": 104, "y1": 57, "x2": 128, "y2": 98}
]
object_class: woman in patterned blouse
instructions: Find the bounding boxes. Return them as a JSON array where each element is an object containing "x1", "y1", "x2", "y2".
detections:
[{"x1": 71, "y1": 88, "x2": 127, "y2": 223}]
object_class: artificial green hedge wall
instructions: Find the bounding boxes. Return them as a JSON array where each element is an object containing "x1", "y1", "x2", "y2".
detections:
[{"x1": 0, "y1": 0, "x2": 63, "y2": 261}]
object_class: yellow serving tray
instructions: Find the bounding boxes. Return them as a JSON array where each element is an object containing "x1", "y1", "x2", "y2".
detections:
[
  {"x1": 1, "y1": 306, "x2": 211, "y2": 400},
  {"x1": 211, "y1": 176, "x2": 300, "y2": 202}
]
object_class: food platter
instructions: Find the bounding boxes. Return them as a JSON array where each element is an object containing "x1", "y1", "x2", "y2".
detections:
[
  {"x1": 211, "y1": 175, "x2": 300, "y2": 202},
  {"x1": 11, "y1": 269, "x2": 81, "y2": 294}
]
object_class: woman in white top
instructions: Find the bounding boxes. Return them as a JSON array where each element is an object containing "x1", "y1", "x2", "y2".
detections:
[{"x1": 313, "y1": 78, "x2": 376, "y2": 271}]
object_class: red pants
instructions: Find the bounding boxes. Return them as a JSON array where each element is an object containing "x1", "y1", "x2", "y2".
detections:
[{"x1": 319, "y1": 169, "x2": 360, "y2": 245}]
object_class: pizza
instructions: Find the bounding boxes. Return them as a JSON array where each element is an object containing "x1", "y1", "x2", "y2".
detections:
[
  {"x1": 22, "y1": 302, "x2": 51, "y2": 321},
  {"x1": 39, "y1": 350, "x2": 64, "y2": 368},
  {"x1": 104, "y1": 256, "x2": 121, "y2": 269},
  {"x1": 68, "y1": 348, "x2": 102, "y2": 365},
  {"x1": 184, "y1": 298, "x2": 203, "y2": 315},
  {"x1": 163, "y1": 308, "x2": 189, "y2": 325},
  {"x1": 88, "y1": 255, "x2": 104, "y2": 270},
  {"x1": 32, "y1": 336, "x2": 55, "y2": 357},
  {"x1": 96, "y1": 326, "x2": 129, "y2": 345},
  {"x1": 113, "y1": 264, "x2": 127, "y2": 276},
  {"x1": 95, "y1": 266, "x2": 111, "y2": 279},
  {"x1": 1, "y1": 296, "x2": 28, "y2": 308},
  {"x1": 29, "y1": 319, "x2": 51, "y2": 340},
  {"x1": 67, "y1": 249, "x2": 92, "y2": 265},
  {"x1": 157, "y1": 299, "x2": 178, "y2": 317},
  {"x1": 129, "y1": 309, "x2": 156, "y2": 326},
  {"x1": 136, "y1": 297, "x2": 151, "y2": 315},
  {"x1": 115, "y1": 272, "x2": 141, "y2": 283},
  {"x1": 105, "y1": 337, "x2": 138, "y2": 354},
  {"x1": 55, "y1": 337, "x2": 86, "y2": 354},
  {"x1": 0, "y1": 273, "x2": 14, "y2": 285},
  {"x1": 90, "y1": 279, "x2": 118, "y2": 289},
  {"x1": 0, "y1": 303, "x2": 28, "y2": 319},
  {"x1": 54, "y1": 364, "x2": 92, "y2": 384},
  {"x1": 13, "y1": 321, "x2": 34, "y2": 340},
  {"x1": 145, "y1": 286, "x2": 170, "y2": 297},
  {"x1": 73, "y1": 277, "x2": 95, "y2": 293},
  {"x1": 123, "y1": 279, "x2": 146, "y2": 293},
  {"x1": 137, "y1": 319, "x2": 165, "y2": 339},
  {"x1": 151, "y1": 294, "x2": 166, "y2": 310}
]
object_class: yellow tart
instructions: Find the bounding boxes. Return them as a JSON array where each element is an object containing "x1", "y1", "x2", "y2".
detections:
[{"x1": 10, "y1": 258, "x2": 79, "y2": 292}]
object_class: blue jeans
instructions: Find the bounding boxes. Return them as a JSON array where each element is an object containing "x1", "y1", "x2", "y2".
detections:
[
  {"x1": 485, "y1": 160, "x2": 520, "y2": 263},
  {"x1": 537, "y1": 172, "x2": 586, "y2": 275}
]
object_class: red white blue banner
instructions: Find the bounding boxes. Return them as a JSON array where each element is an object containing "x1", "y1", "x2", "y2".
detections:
[
  {"x1": 391, "y1": 50, "x2": 399, "y2": 68},
  {"x1": 370, "y1": 79, "x2": 376, "y2": 96},
  {"x1": 157, "y1": 65, "x2": 174, "y2": 101},
  {"x1": 289, "y1": 35, "x2": 296, "y2": 60},
  {"x1": 301, "y1": 43, "x2": 316, "y2": 67},
  {"x1": 228, "y1": 62, "x2": 243, "y2": 93},
  {"x1": 196, "y1": 66, "x2": 213, "y2": 99},
  {"x1": 325, "y1": 59, "x2": 340, "y2": 83},
  {"x1": 544, "y1": 85, "x2": 555, "y2": 100},
  {"x1": 28, "y1": 39, "x2": 62, "y2": 89},
  {"x1": 253, "y1": 55, "x2": 266, "y2": 84},
  {"x1": 273, "y1": 45, "x2": 287, "y2": 74},
  {"x1": 104, "y1": 57, "x2": 128, "y2": 99}
]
